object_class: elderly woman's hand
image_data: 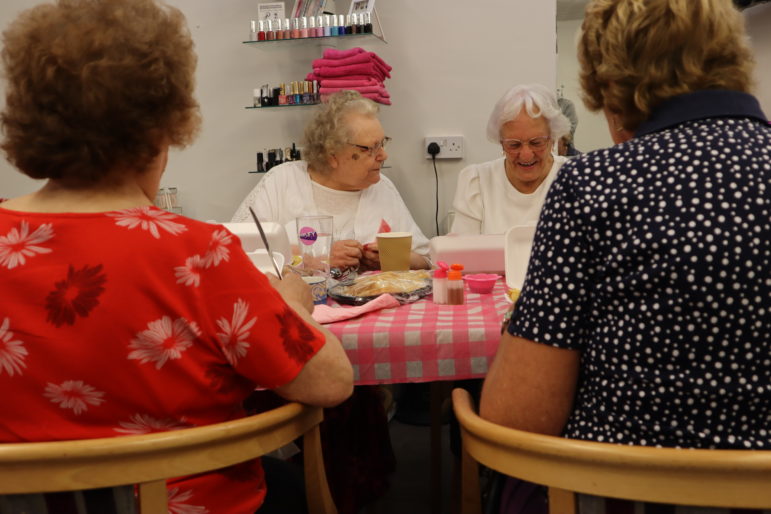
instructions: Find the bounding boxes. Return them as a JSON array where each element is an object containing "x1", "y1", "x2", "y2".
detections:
[
  {"x1": 268, "y1": 272, "x2": 314, "y2": 314},
  {"x1": 360, "y1": 242, "x2": 380, "y2": 271},
  {"x1": 330, "y1": 239, "x2": 363, "y2": 270}
]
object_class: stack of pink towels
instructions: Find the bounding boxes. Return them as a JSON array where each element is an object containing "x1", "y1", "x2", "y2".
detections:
[{"x1": 307, "y1": 47, "x2": 392, "y2": 105}]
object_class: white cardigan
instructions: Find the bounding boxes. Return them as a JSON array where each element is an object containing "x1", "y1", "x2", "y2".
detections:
[
  {"x1": 231, "y1": 160, "x2": 429, "y2": 254},
  {"x1": 450, "y1": 155, "x2": 567, "y2": 235}
]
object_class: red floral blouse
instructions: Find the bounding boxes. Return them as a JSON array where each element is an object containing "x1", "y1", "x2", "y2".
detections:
[{"x1": 0, "y1": 205, "x2": 325, "y2": 514}]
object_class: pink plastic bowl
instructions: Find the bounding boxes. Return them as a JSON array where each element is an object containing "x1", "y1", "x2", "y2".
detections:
[{"x1": 462, "y1": 273, "x2": 500, "y2": 294}]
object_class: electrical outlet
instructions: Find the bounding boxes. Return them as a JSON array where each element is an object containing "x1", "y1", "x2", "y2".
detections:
[{"x1": 424, "y1": 136, "x2": 464, "y2": 159}]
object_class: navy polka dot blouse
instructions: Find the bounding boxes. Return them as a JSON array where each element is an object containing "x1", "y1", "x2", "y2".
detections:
[{"x1": 508, "y1": 90, "x2": 770, "y2": 449}]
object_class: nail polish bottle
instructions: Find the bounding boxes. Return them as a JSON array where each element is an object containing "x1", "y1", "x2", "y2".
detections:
[
  {"x1": 252, "y1": 88, "x2": 262, "y2": 107},
  {"x1": 256, "y1": 152, "x2": 264, "y2": 173},
  {"x1": 266, "y1": 19, "x2": 275, "y2": 40},
  {"x1": 338, "y1": 15, "x2": 346, "y2": 35},
  {"x1": 307, "y1": 16, "x2": 316, "y2": 37},
  {"x1": 312, "y1": 80, "x2": 320, "y2": 103},
  {"x1": 286, "y1": 83, "x2": 295, "y2": 105},
  {"x1": 249, "y1": 20, "x2": 257, "y2": 41},
  {"x1": 350, "y1": 13, "x2": 358, "y2": 34},
  {"x1": 299, "y1": 16, "x2": 308, "y2": 38},
  {"x1": 323, "y1": 15, "x2": 332, "y2": 37},
  {"x1": 282, "y1": 18, "x2": 290, "y2": 39},
  {"x1": 345, "y1": 14, "x2": 353, "y2": 34},
  {"x1": 260, "y1": 85, "x2": 271, "y2": 107},
  {"x1": 291, "y1": 17, "x2": 300, "y2": 39},
  {"x1": 257, "y1": 20, "x2": 266, "y2": 41},
  {"x1": 357, "y1": 13, "x2": 365, "y2": 33},
  {"x1": 276, "y1": 19, "x2": 284, "y2": 40},
  {"x1": 278, "y1": 83, "x2": 287, "y2": 106},
  {"x1": 294, "y1": 81, "x2": 302, "y2": 105},
  {"x1": 363, "y1": 12, "x2": 373, "y2": 34}
]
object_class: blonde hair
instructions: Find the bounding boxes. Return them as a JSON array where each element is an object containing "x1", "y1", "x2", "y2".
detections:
[
  {"x1": 1, "y1": 0, "x2": 200, "y2": 186},
  {"x1": 304, "y1": 90, "x2": 379, "y2": 173},
  {"x1": 486, "y1": 84, "x2": 571, "y2": 143},
  {"x1": 578, "y1": 0, "x2": 754, "y2": 132}
]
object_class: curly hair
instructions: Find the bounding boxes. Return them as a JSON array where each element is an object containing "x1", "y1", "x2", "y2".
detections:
[
  {"x1": 304, "y1": 90, "x2": 379, "y2": 173},
  {"x1": 578, "y1": 0, "x2": 754, "y2": 132},
  {"x1": 0, "y1": 0, "x2": 201, "y2": 186},
  {"x1": 485, "y1": 84, "x2": 571, "y2": 144}
]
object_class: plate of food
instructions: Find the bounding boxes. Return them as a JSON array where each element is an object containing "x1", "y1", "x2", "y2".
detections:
[{"x1": 328, "y1": 270, "x2": 432, "y2": 306}]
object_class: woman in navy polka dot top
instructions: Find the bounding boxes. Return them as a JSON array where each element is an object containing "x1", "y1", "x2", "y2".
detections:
[{"x1": 481, "y1": 0, "x2": 770, "y2": 458}]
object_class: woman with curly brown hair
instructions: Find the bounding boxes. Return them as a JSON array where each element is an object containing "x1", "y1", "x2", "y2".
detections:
[
  {"x1": 0, "y1": 1, "x2": 352, "y2": 512},
  {"x1": 482, "y1": 0, "x2": 769, "y2": 512}
]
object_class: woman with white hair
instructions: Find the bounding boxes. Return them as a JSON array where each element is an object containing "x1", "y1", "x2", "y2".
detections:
[{"x1": 450, "y1": 84, "x2": 571, "y2": 234}]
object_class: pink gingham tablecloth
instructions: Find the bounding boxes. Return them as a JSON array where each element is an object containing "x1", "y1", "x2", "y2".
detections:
[{"x1": 324, "y1": 279, "x2": 511, "y2": 385}]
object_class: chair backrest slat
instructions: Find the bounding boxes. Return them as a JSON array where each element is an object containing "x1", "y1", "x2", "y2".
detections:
[
  {"x1": 452, "y1": 388, "x2": 771, "y2": 513},
  {"x1": 0, "y1": 402, "x2": 337, "y2": 514}
]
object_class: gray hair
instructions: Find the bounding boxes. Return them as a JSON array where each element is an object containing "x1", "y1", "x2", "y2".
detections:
[
  {"x1": 558, "y1": 97, "x2": 579, "y2": 139},
  {"x1": 486, "y1": 84, "x2": 571, "y2": 144},
  {"x1": 303, "y1": 90, "x2": 379, "y2": 172}
]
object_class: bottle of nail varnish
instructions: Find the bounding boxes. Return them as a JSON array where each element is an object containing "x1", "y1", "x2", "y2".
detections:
[{"x1": 447, "y1": 264, "x2": 465, "y2": 305}]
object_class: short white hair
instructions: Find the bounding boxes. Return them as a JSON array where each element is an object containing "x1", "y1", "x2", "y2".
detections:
[{"x1": 486, "y1": 84, "x2": 571, "y2": 144}]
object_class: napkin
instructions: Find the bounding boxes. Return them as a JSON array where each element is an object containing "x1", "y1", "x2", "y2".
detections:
[{"x1": 312, "y1": 293, "x2": 400, "y2": 324}]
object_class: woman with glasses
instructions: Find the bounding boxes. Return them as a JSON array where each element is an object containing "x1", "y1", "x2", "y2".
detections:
[
  {"x1": 233, "y1": 90, "x2": 430, "y2": 272},
  {"x1": 450, "y1": 84, "x2": 571, "y2": 234}
]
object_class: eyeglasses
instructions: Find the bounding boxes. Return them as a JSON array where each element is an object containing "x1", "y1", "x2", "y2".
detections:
[
  {"x1": 347, "y1": 136, "x2": 391, "y2": 156},
  {"x1": 500, "y1": 136, "x2": 551, "y2": 152}
]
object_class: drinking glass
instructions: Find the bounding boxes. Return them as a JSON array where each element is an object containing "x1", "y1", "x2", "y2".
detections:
[{"x1": 296, "y1": 215, "x2": 333, "y2": 277}]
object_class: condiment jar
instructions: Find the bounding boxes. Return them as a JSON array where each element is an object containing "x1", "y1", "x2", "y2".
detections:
[
  {"x1": 447, "y1": 263, "x2": 465, "y2": 305},
  {"x1": 432, "y1": 261, "x2": 449, "y2": 305}
]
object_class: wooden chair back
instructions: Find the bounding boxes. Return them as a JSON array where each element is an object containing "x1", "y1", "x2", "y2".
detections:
[
  {"x1": 452, "y1": 388, "x2": 771, "y2": 514},
  {"x1": 0, "y1": 402, "x2": 337, "y2": 514}
]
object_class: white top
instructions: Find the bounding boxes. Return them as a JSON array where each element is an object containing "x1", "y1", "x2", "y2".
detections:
[
  {"x1": 450, "y1": 155, "x2": 568, "y2": 235},
  {"x1": 311, "y1": 181, "x2": 361, "y2": 240},
  {"x1": 231, "y1": 160, "x2": 430, "y2": 255}
]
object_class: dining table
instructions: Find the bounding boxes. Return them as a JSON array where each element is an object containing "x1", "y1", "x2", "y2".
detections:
[{"x1": 320, "y1": 277, "x2": 512, "y2": 514}]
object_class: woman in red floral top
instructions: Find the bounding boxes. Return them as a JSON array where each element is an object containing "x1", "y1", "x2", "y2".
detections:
[{"x1": 0, "y1": 1, "x2": 353, "y2": 513}]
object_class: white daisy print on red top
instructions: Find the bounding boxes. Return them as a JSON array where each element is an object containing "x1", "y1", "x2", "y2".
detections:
[
  {"x1": 201, "y1": 229, "x2": 232, "y2": 268},
  {"x1": 0, "y1": 221, "x2": 53, "y2": 269},
  {"x1": 168, "y1": 488, "x2": 209, "y2": 514},
  {"x1": 107, "y1": 207, "x2": 186, "y2": 239},
  {"x1": 44, "y1": 380, "x2": 106, "y2": 415},
  {"x1": 174, "y1": 254, "x2": 204, "y2": 287},
  {"x1": 114, "y1": 413, "x2": 193, "y2": 434},
  {"x1": 216, "y1": 299, "x2": 256, "y2": 365},
  {"x1": 0, "y1": 317, "x2": 27, "y2": 376},
  {"x1": 128, "y1": 316, "x2": 201, "y2": 369}
]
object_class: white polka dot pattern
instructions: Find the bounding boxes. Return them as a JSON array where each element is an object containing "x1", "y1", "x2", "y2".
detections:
[{"x1": 508, "y1": 115, "x2": 771, "y2": 449}]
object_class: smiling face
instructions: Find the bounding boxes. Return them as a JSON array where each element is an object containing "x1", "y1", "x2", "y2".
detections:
[
  {"x1": 317, "y1": 112, "x2": 387, "y2": 192},
  {"x1": 500, "y1": 111, "x2": 554, "y2": 194}
]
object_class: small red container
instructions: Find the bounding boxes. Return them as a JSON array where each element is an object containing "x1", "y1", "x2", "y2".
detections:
[{"x1": 462, "y1": 274, "x2": 500, "y2": 294}]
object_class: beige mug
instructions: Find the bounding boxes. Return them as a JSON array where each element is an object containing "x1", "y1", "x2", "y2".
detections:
[{"x1": 377, "y1": 232, "x2": 412, "y2": 271}]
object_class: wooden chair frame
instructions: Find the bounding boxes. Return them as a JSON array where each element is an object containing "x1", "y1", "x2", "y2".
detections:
[
  {"x1": 452, "y1": 388, "x2": 771, "y2": 514},
  {"x1": 0, "y1": 402, "x2": 337, "y2": 514}
]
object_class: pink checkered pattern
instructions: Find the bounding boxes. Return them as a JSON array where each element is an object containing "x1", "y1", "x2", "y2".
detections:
[{"x1": 325, "y1": 279, "x2": 511, "y2": 385}]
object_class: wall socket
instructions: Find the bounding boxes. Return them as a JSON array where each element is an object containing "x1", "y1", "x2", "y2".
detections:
[{"x1": 424, "y1": 136, "x2": 464, "y2": 159}]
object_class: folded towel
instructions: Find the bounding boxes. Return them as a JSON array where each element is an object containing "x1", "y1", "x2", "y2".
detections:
[
  {"x1": 319, "y1": 77, "x2": 381, "y2": 88},
  {"x1": 312, "y1": 52, "x2": 374, "y2": 69},
  {"x1": 368, "y1": 52, "x2": 392, "y2": 73},
  {"x1": 321, "y1": 91, "x2": 391, "y2": 105},
  {"x1": 312, "y1": 293, "x2": 400, "y2": 323},
  {"x1": 314, "y1": 63, "x2": 384, "y2": 80},
  {"x1": 319, "y1": 85, "x2": 389, "y2": 96},
  {"x1": 306, "y1": 73, "x2": 376, "y2": 83},
  {"x1": 322, "y1": 47, "x2": 366, "y2": 60}
]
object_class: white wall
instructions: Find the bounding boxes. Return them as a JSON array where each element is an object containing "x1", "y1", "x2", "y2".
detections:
[
  {"x1": 0, "y1": 0, "x2": 556, "y2": 237},
  {"x1": 557, "y1": 4, "x2": 771, "y2": 153},
  {"x1": 556, "y1": 18, "x2": 613, "y2": 154}
]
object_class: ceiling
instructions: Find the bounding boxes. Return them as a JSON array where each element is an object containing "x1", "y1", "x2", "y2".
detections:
[{"x1": 557, "y1": 0, "x2": 590, "y2": 21}]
